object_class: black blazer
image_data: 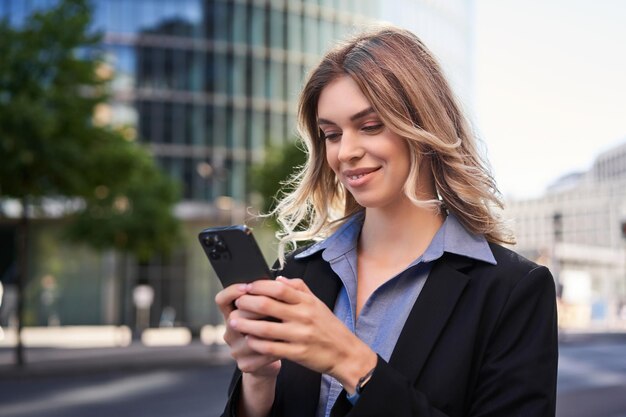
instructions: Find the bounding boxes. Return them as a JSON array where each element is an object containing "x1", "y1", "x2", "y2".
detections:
[{"x1": 222, "y1": 243, "x2": 558, "y2": 417}]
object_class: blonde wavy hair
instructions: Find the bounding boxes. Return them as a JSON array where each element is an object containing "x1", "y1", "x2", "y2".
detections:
[{"x1": 273, "y1": 26, "x2": 513, "y2": 264}]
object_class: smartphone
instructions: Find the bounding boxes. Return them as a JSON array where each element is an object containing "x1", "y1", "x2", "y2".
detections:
[{"x1": 198, "y1": 225, "x2": 272, "y2": 288}]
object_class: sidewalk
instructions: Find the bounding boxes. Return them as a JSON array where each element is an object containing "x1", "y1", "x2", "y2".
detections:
[
  {"x1": 0, "y1": 341, "x2": 234, "y2": 380},
  {"x1": 2, "y1": 329, "x2": 625, "y2": 380},
  {"x1": 558, "y1": 329, "x2": 626, "y2": 345}
]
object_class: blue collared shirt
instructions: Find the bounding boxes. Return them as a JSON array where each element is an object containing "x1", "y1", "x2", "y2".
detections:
[{"x1": 295, "y1": 212, "x2": 497, "y2": 417}]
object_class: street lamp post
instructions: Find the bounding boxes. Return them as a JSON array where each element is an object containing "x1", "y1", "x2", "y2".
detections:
[
  {"x1": 552, "y1": 212, "x2": 563, "y2": 297},
  {"x1": 617, "y1": 217, "x2": 626, "y2": 326}
]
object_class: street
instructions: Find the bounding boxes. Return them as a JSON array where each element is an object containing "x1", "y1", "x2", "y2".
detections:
[
  {"x1": 0, "y1": 364, "x2": 234, "y2": 417},
  {"x1": 0, "y1": 338, "x2": 625, "y2": 417},
  {"x1": 557, "y1": 338, "x2": 626, "y2": 417}
]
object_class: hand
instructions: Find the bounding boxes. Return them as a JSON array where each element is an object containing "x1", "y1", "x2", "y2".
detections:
[
  {"x1": 215, "y1": 284, "x2": 281, "y2": 378},
  {"x1": 230, "y1": 277, "x2": 377, "y2": 393}
]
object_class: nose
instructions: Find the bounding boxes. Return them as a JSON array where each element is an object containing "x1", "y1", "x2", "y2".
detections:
[{"x1": 337, "y1": 130, "x2": 364, "y2": 163}]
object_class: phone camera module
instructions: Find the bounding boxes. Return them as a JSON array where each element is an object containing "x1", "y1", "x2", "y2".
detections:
[
  {"x1": 205, "y1": 234, "x2": 231, "y2": 261},
  {"x1": 204, "y1": 235, "x2": 219, "y2": 247}
]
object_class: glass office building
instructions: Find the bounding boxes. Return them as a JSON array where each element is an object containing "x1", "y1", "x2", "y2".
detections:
[
  {"x1": 96, "y1": 0, "x2": 379, "y2": 206},
  {"x1": 0, "y1": 0, "x2": 474, "y2": 329}
]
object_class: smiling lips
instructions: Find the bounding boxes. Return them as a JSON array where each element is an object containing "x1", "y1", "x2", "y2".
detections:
[{"x1": 343, "y1": 167, "x2": 381, "y2": 186}]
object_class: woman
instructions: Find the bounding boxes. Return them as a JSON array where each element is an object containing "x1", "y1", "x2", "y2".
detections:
[{"x1": 216, "y1": 26, "x2": 558, "y2": 417}]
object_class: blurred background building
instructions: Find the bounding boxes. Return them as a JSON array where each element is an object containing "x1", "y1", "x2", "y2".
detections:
[
  {"x1": 0, "y1": 0, "x2": 474, "y2": 333},
  {"x1": 506, "y1": 139, "x2": 626, "y2": 330}
]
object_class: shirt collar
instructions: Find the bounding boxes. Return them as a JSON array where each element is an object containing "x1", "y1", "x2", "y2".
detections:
[
  {"x1": 421, "y1": 213, "x2": 497, "y2": 265},
  {"x1": 295, "y1": 211, "x2": 496, "y2": 266},
  {"x1": 295, "y1": 211, "x2": 363, "y2": 261}
]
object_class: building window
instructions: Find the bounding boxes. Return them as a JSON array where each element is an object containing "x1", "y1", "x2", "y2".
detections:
[
  {"x1": 250, "y1": 4, "x2": 266, "y2": 47},
  {"x1": 232, "y1": 2, "x2": 247, "y2": 44},
  {"x1": 231, "y1": 55, "x2": 247, "y2": 97},
  {"x1": 213, "y1": 1, "x2": 231, "y2": 42},
  {"x1": 268, "y1": 60, "x2": 285, "y2": 100},
  {"x1": 138, "y1": 100, "x2": 152, "y2": 142},
  {"x1": 213, "y1": 52, "x2": 229, "y2": 95},
  {"x1": 270, "y1": 8, "x2": 286, "y2": 49},
  {"x1": 186, "y1": 104, "x2": 208, "y2": 147},
  {"x1": 188, "y1": 50, "x2": 203, "y2": 92},
  {"x1": 287, "y1": 13, "x2": 302, "y2": 52},
  {"x1": 252, "y1": 57, "x2": 266, "y2": 98},
  {"x1": 250, "y1": 110, "x2": 266, "y2": 157},
  {"x1": 286, "y1": 62, "x2": 302, "y2": 103},
  {"x1": 162, "y1": 102, "x2": 174, "y2": 144}
]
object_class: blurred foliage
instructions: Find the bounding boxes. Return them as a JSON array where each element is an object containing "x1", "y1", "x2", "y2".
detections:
[
  {"x1": 0, "y1": 0, "x2": 181, "y2": 261},
  {"x1": 65, "y1": 150, "x2": 181, "y2": 262},
  {"x1": 249, "y1": 140, "x2": 307, "y2": 224}
]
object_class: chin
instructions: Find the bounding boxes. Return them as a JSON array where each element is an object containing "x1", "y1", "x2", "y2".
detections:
[
  {"x1": 350, "y1": 191, "x2": 411, "y2": 211},
  {"x1": 352, "y1": 197, "x2": 389, "y2": 209}
]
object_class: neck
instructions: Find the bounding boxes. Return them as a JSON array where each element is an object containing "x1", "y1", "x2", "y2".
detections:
[{"x1": 359, "y1": 199, "x2": 445, "y2": 262}]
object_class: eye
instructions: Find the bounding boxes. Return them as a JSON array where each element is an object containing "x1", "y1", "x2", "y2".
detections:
[
  {"x1": 362, "y1": 123, "x2": 383, "y2": 133},
  {"x1": 321, "y1": 131, "x2": 341, "y2": 142}
]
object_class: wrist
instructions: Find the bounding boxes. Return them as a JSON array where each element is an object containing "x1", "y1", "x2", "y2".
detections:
[
  {"x1": 354, "y1": 367, "x2": 375, "y2": 394},
  {"x1": 345, "y1": 366, "x2": 375, "y2": 406},
  {"x1": 243, "y1": 370, "x2": 278, "y2": 387},
  {"x1": 240, "y1": 373, "x2": 276, "y2": 417},
  {"x1": 333, "y1": 347, "x2": 378, "y2": 395}
]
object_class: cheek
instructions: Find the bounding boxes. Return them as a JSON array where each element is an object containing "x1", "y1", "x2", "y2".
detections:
[
  {"x1": 325, "y1": 144, "x2": 339, "y2": 172},
  {"x1": 387, "y1": 147, "x2": 412, "y2": 185},
  {"x1": 397, "y1": 143, "x2": 412, "y2": 175}
]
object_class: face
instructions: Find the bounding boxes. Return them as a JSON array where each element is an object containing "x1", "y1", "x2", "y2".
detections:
[{"x1": 317, "y1": 76, "x2": 411, "y2": 210}]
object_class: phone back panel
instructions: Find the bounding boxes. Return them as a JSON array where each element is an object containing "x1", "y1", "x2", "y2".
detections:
[{"x1": 198, "y1": 225, "x2": 272, "y2": 287}]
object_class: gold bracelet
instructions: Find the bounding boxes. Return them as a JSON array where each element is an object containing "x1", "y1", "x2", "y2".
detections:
[{"x1": 355, "y1": 367, "x2": 375, "y2": 394}]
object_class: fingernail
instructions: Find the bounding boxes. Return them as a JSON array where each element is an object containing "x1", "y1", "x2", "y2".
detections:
[
  {"x1": 238, "y1": 284, "x2": 247, "y2": 291},
  {"x1": 230, "y1": 319, "x2": 237, "y2": 328}
]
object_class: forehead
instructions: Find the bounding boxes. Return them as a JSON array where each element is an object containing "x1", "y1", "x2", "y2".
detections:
[{"x1": 317, "y1": 76, "x2": 372, "y2": 120}]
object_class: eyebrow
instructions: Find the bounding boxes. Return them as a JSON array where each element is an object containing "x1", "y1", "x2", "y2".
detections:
[{"x1": 318, "y1": 107, "x2": 376, "y2": 125}]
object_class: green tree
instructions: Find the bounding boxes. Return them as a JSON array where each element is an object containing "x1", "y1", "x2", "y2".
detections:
[
  {"x1": 0, "y1": 0, "x2": 180, "y2": 365},
  {"x1": 250, "y1": 140, "x2": 308, "y2": 221},
  {"x1": 65, "y1": 148, "x2": 181, "y2": 262}
]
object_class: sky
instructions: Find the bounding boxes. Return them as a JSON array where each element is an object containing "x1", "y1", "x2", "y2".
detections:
[{"x1": 473, "y1": 0, "x2": 626, "y2": 200}]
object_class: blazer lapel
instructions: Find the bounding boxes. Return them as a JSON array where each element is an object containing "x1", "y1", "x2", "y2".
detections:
[
  {"x1": 389, "y1": 253, "x2": 472, "y2": 381},
  {"x1": 281, "y1": 251, "x2": 340, "y2": 310}
]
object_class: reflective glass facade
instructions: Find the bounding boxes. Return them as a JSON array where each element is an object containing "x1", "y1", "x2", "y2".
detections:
[{"x1": 94, "y1": 0, "x2": 379, "y2": 205}]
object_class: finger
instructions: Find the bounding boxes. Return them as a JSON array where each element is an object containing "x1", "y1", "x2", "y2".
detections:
[
  {"x1": 245, "y1": 335, "x2": 335, "y2": 375},
  {"x1": 230, "y1": 308, "x2": 273, "y2": 324},
  {"x1": 246, "y1": 279, "x2": 302, "y2": 304},
  {"x1": 228, "y1": 330, "x2": 263, "y2": 356},
  {"x1": 227, "y1": 321, "x2": 267, "y2": 353},
  {"x1": 235, "y1": 294, "x2": 293, "y2": 320},
  {"x1": 244, "y1": 335, "x2": 293, "y2": 359},
  {"x1": 215, "y1": 283, "x2": 248, "y2": 314},
  {"x1": 222, "y1": 316, "x2": 252, "y2": 348},
  {"x1": 231, "y1": 315, "x2": 292, "y2": 341},
  {"x1": 233, "y1": 309, "x2": 268, "y2": 321},
  {"x1": 276, "y1": 277, "x2": 313, "y2": 295}
]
